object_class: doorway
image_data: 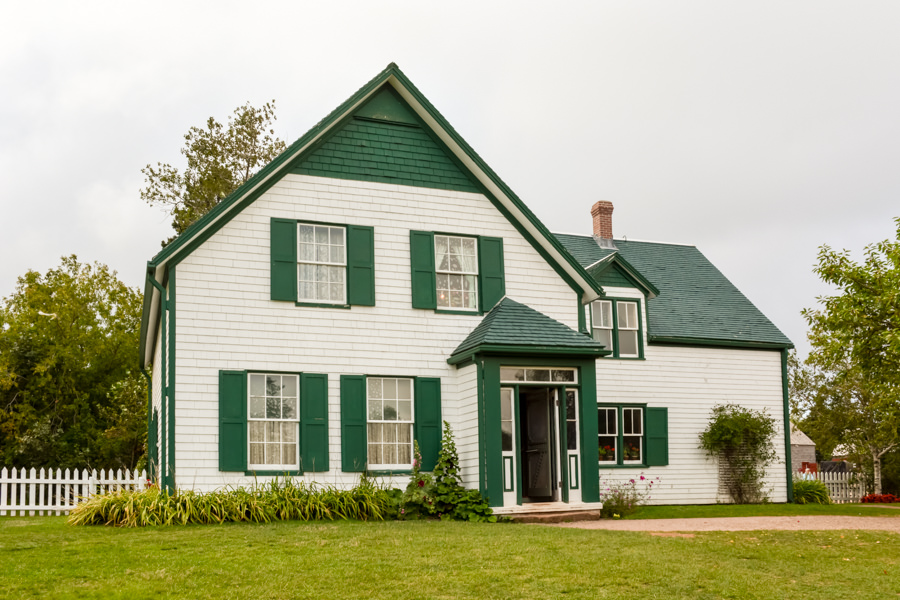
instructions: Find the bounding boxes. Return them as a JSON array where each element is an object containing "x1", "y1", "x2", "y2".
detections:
[{"x1": 519, "y1": 387, "x2": 558, "y2": 502}]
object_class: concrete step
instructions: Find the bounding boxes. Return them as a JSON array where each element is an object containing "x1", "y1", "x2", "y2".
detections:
[{"x1": 507, "y1": 509, "x2": 603, "y2": 524}]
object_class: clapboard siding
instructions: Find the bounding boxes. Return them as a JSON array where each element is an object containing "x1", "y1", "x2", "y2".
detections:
[
  {"x1": 596, "y1": 344, "x2": 788, "y2": 504},
  {"x1": 452, "y1": 365, "x2": 480, "y2": 489},
  {"x1": 172, "y1": 175, "x2": 577, "y2": 490}
]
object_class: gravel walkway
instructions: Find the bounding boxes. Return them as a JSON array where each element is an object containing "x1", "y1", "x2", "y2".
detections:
[{"x1": 551, "y1": 516, "x2": 900, "y2": 533}]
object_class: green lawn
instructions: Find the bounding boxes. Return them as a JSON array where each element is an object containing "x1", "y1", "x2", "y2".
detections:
[
  {"x1": 629, "y1": 503, "x2": 900, "y2": 520},
  {"x1": 1, "y1": 517, "x2": 898, "y2": 599}
]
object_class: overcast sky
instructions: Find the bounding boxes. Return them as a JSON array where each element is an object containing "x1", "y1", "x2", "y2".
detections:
[{"x1": 2, "y1": 1, "x2": 898, "y2": 358}]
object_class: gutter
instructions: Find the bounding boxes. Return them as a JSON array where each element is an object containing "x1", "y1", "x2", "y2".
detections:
[{"x1": 147, "y1": 271, "x2": 170, "y2": 491}]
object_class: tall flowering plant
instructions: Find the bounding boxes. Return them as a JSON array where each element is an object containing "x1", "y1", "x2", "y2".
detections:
[
  {"x1": 598, "y1": 472, "x2": 660, "y2": 518},
  {"x1": 399, "y1": 441, "x2": 433, "y2": 519}
]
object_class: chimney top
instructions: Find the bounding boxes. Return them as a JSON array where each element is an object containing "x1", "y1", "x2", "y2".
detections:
[{"x1": 591, "y1": 201, "x2": 614, "y2": 240}]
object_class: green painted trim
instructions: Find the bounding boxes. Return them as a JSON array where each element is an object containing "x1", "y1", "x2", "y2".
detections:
[
  {"x1": 481, "y1": 357, "x2": 503, "y2": 506},
  {"x1": 147, "y1": 272, "x2": 168, "y2": 491},
  {"x1": 597, "y1": 403, "x2": 647, "y2": 468},
  {"x1": 514, "y1": 387, "x2": 523, "y2": 505},
  {"x1": 366, "y1": 469, "x2": 413, "y2": 476},
  {"x1": 475, "y1": 359, "x2": 487, "y2": 498},
  {"x1": 294, "y1": 302, "x2": 352, "y2": 309},
  {"x1": 587, "y1": 253, "x2": 659, "y2": 298},
  {"x1": 140, "y1": 367, "x2": 153, "y2": 480},
  {"x1": 649, "y1": 336, "x2": 794, "y2": 350},
  {"x1": 598, "y1": 464, "x2": 649, "y2": 469},
  {"x1": 590, "y1": 296, "x2": 645, "y2": 359},
  {"x1": 449, "y1": 344, "x2": 609, "y2": 366},
  {"x1": 782, "y1": 349, "x2": 794, "y2": 502},
  {"x1": 578, "y1": 362, "x2": 599, "y2": 503},
  {"x1": 435, "y1": 309, "x2": 482, "y2": 316},
  {"x1": 167, "y1": 269, "x2": 176, "y2": 491},
  {"x1": 577, "y1": 296, "x2": 587, "y2": 334},
  {"x1": 558, "y1": 390, "x2": 569, "y2": 503},
  {"x1": 244, "y1": 470, "x2": 303, "y2": 477}
]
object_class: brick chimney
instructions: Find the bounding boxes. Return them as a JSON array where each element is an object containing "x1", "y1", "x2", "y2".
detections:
[{"x1": 591, "y1": 201, "x2": 614, "y2": 239}]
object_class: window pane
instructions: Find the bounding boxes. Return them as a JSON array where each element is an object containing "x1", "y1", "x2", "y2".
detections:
[
  {"x1": 398, "y1": 400, "x2": 412, "y2": 421},
  {"x1": 500, "y1": 392, "x2": 512, "y2": 421},
  {"x1": 266, "y1": 422, "x2": 280, "y2": 442},
  {"x1": 368, "y1": 443, "x2": 382, "y2": 466},
  {"x1": 367, "y1": 423, "x2": 382, "y2": 443},
  {"x1": 383, "y1": 442, "x2": 397, "y2": 465},
  {"x1": 625, "y1": 408, "x2": 642, "y2": 435},
  {"x1": 526, "y1": 369, "x2": 550, "y2": 382},
  {"x1": 592, "y1": 301, "x2": 612, "y2": 328},
  {"x1": 266, "y1": 375, "x2": 281, "y2": 396},
  {"x1": 383, "y1": 400, "x2": 398, "y2": 421},
  {"x1": 618, "y1": 330, "x2": 639, "y2": 356},
  {"x1": 397, "y1": 379, "x2": 411, "y2": 400},
  {"x1": 282, "y1": 397, "x2": 296, "y2": 420},
  {"x1": 330, "y1": 245, "x2": 344, "y2": 264},
  {"x1": 593, "y1": 328, "x2": 613, "y2": 349},
  {"x1": 368, "y1": 378, "x2": 382, "y2": 399},
  {"x1": 398, "y1": 442, "x2": 411, "y2": 465},
  {"x1": 266, "y1": 397, "x2": 281, "y2": 419},
  {"x1": 282, "y1": 423, "x2": 297, "y2": 442},
  {"x1": 330, "y1": 227, "x2": 344, "y2": 246},
  {"x1": 283, "y1": 444, "x2": 297, "y2": 465},
  {"x1": 552, "y1": 369, "x2": 575, "y2": 382},
  {"x1": 250, "y1": 443, "x2": 265, "y2": 465},
  {"x1": 384, "y1": 423, "x2": 397, "y2": 443},
  {"x1": 250, "y1": 374, "x2": 265, "y2": 396},
  {"x1": 298, "y1": 225, "x2": 314, "y2": 244},
  {"x1": 266, "y1": 444, "x2": 280, "y2": 464},
  {"x1": 330, "y1": 283, "x2": 344, "y2": 303},
  {"x1": 368, "y1": 400, "x2": 382, "y2": 420},
  {"x1": 283, "y1": 376, "x2": 297, "y2": 397},
  {"x1": 624, "y1": 437, "x2": 642, "y2": 462},
  {"x1": 249, "y1": 421, "x2": 265, "y2": 442},
  {"x1": 383, "y1": 379, "x2": 397, "y2": 399},
  {"x1": 599, "y1": 437, "x2": 617, "y2": 462},
  {"x1": 299, "y1": 243, "x2": 315, "y2": 261},
  {"x1": 250, "y1": 397, "x2": 266, "y2": 419},
  {"x1": 501, "y1": 421, "x2": 513, "y2": 452},
  {"x1": 398, "y1": 424, "x2": 411, "y2": 443},
  {"x1": 566, "y1": 390, "x2": 576, "y2": 416},
  {"x1": 500, "y1": 368, "x2": 524, "y2": 381},
  {"x1": 618, "y1": 302, "x2": 638, "y2": 330},
  {"x1": 315, "y1": 227, "x2": 328, "y2": 244},
  {"x1": 567, "y1": 421, "x2": 577, "y2": 451}
]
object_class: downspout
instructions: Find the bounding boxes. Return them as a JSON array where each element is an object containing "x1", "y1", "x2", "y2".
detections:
[
  {"x1": 140, "y1": 367, "x2": 153, "y2": 482},
  {"x1": 781, "y1": 349, "x2": 794, "y2": 502},
  {"x1": 148, "y1": 272, "x2": 170, "y2": 492}
]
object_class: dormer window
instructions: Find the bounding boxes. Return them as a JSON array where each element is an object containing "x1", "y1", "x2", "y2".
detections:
[{"x1": 591, "y1": 298, "x2": 643, "y2": 359}]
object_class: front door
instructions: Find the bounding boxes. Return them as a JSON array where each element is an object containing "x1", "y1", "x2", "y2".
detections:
[{"x1": 521, "y1": 387, "x2": 555, "y2": 500}]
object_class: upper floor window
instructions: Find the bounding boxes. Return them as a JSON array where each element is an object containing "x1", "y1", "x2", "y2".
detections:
[
  {"x1": 298, "y1": 224, "x2": 346, "y2": 304},
  {"x1": 591, "y1": 298, "x2": 643, "y2": 359},
  {"x1": 435, "y1": 235, "x2": 478, "y2": 311}
]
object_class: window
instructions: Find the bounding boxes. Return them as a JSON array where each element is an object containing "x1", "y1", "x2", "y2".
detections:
[
  {"x1": 248, "y1": 374, "x2": 299, "y2": 470},
  {"x1": 591, "y1": 298, "x2": 642, "y2": 358},
  {"x1": 435, "y1": 235, "x2": 478, "y2": 311},
  {"x1": 367, "y1": 377, "x2": 414, "y2": 469},
  {"x1": 298, "y1": 223, "x2": 346, "y2": 304},
  {"x1": 598, "y1": 405, "x2": 645, "y2": 466}
]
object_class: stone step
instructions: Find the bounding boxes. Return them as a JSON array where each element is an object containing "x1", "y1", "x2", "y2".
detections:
[{"x1": 507, "y1": 509, "x2": 603, "y2": 524}]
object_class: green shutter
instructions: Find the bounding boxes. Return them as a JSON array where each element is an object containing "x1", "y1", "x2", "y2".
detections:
[
  {"x1": 219, "y1": 370, "x2": 247, "y2": 471},
  {"x1": 271, "y1": 218, "x2": 297, "y2": 301},
  {"x1": 340, "y1": 375, "x2": 368, "y2": 472},
  {"x1": 478, "y1": 236, "x2": 505, "y2": 312},
  {"x1": 347, "y1": 225, "x2": 375, "y2": 306},
  {"x1": 301, "y1": 373, "x2": 329, "y2": 472},
  {"x1": 410, "y1": 231, "x2": 436, "y2": 309},
  {"x1": 415, "y1": 377, "x2": 442, "y2": 471},
  {"x1": 645, "y1": 407, "x2": 669, "y2": 466}
]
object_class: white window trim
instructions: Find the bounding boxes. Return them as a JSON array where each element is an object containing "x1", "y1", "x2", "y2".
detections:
[
  {"x1": 622, "y1": 407, "x2": 644, "y2": 464},
  {"x1": 297, "y1": 222, "x2": 347, "y2": 305},
  {"x1": 366, "y1": 377, "x2": 415, "y2": 470},
  {"x1": 590, "y1": 298, "x2": 643, "y2": 359},
  {"x1": 434, "y1": 234, "x2": 479, "y2": 312},
  {"x1": 499, "y1": 367, "x2": 578, "y2": 384},
  {"x1": 598, "y1": 406, "x2": 618, "y2": 464},
  {"x1": 248, "y1": 373, "x2": 300, "y2": 471},
  {"x1": 617, "y1": 302, "x2": 640, "y2": 358}
]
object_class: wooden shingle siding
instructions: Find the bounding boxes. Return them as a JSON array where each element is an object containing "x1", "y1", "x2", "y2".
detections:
[
  {"x1": 171, "y1": 176, "x2": 577, "y2": 490},
  {"x1": 452, "y1": 365, "x2": 480, "y2": 490}
]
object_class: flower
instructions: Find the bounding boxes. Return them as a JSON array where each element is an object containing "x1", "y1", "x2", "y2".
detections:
[
  {"x1": 640, "y1": 475, "x2": 645, "y2": 481},
  {"x1": 417, "y1": 479, "x2": 425, "y2": 488}
]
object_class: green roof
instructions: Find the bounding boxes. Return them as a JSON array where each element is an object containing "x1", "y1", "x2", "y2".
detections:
[
  {"x1": 449, "y1": 298, "x2": 609, "y2": 364},
  {"x1": 554, "y1": 234, "x2": 793, "y2": 349}
]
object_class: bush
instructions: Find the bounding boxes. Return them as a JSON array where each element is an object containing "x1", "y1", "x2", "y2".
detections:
[
  {"x1": 792, "y1": 478, "x2": 831, "y2": 504},
  {"x1": 68, "y1": 477, "x2": 393, "y2": 527},
  {"x1": 861, "y1": 493, "x2": 898, "y2": 503},
  {"x1": 699, "y1": 404, "x2": 777, "y2": 504},
  {"x1": 598, "y1": 473, "x2": 658, "y2": 518}
]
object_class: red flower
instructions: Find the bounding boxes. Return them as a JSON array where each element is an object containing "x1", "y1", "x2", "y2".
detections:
[{"x1": 417, "y1": 479, "x2": 425, "y2": 488}]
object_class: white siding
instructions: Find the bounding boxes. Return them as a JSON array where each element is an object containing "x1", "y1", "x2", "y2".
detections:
[
  {"x1": 172, "y1": 175, "x2": 575, "y2": 491},
  {"x1": 596, "y1": 344, "x2": 788, "y2": 504},
  {"x1": 151, "y1": 326, "x2": 163, "y2": 477},
  {"x1": 450, "y1": 364, "x2": 480, "y2": 489}
]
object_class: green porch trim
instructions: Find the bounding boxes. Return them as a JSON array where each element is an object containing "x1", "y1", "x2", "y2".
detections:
[
  {"x1": 245, "y1": 471, "x2": 304, "y2": 477},
  {"x1": 366, "y1": 469, "x2": 414, "y2": 476},
  {"x1": 476, "y1": 359, "x2": 488, "y2": 498},
  {"x1": 649, "y1": 336, "x2": 793, "y2": 350},
  {"x1": 167, "y1": 268, "x2": 176, "y2": 492},
  {"x1": 782, "y1": 349, "x2": 794, "y2": 502},
  {"x1": 294, "y1": 302, "x2": 352, "y2": 309},
  {"x1": 449, "y1": 344, "x2": 608, "y2": 366}
]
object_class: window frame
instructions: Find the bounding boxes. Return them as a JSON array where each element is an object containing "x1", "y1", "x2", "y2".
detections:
[
  {"x1": 296, "y1": 221, "x2": 348, "y2": 306},
  {"x1": 247, "y1": 372, "x2": 301, "y2": 471},
  {"x1": 590, "y1": 297, "x2": 645, "y2": 359},
  {"x1": 597, "y1": 404, "x2": 647, "y2": 468},
  {"x1": 365, "y1": 376, "x2": 415, "y2": 470},
  {"x1": 434, "y1": 233, "x2": 480, "y2": 313}
]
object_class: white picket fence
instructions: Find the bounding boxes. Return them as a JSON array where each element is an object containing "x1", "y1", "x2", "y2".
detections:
[
  {"x1": 811, "y1": 471, "x2": 866, "y2": 504},
  {"x1": 0, "y1": 467, "x2": 148, "y2": 516}
]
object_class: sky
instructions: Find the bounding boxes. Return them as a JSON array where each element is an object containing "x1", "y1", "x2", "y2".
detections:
[{"x1": 2, "y1": 1, "x2": 898, "y2": 358}]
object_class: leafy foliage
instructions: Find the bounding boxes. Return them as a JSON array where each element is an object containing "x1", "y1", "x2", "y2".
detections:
[
  {"x1": 400, "y1": 422, "x2": 496, "y2": 522},
  {"x1": 141, "y1": 101, "x2": 286, "y2": 238},
  {"x1": 68, "y1": 478, "x2": 393, "y2": 527},
  {"x1": 791, "y1": 478, "x2": 831, "y2": 505},
  {"x1": 0, "y1": 257, "x2": 145, "y2": 471},
  {"x1": 795, "y1": 218, "x2": 900, "y2": 494},
  {"x1": 598, "y1": 473, "x2": 659, "y2": 518},
  {"x1": 699, "y1": 404, "x2": 777, "y2": 503}
]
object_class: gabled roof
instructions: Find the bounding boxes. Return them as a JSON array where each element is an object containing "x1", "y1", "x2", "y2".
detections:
[
  {"x1": 140, "y1": 63, "x2": 604, "y2": 368},
  {"x1": 584, "y1": 252, "x2": 660, "y2": 298},
  {"x1": 555, "y1": 234, "x2": 793, "y2": 349},
  {"x1": 448, "y1": 298, "x2": 610, "y2": 365}
]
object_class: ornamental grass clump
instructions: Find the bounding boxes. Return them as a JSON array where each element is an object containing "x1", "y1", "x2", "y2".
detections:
[
  {"x1": 792, "y1": 477, "x2": 832, "y2": 505},
  {"x1": 68, "y1": 478, "x2": 393, "y2": 527},
  {"x1": 699, "y1": 404, "x2": 777, "y2": 504}
]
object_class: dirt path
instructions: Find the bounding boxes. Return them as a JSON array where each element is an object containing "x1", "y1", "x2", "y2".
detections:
[{"x1": 551, "y1": 516, "x2": 900, "y2": 533}]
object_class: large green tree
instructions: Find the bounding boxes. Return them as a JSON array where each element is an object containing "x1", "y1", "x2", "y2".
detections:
[
  {"x1": 141, "y1": 101, "x2": 286, "y2": 237},
  {"x1": 0, "y1": 257, "x2": 146, "y2": 471},
  {"x1": 797, "y1": 218, "x2": 900, "y2": 493}
]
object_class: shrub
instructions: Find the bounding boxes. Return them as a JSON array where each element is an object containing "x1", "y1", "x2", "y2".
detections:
[
  {"x1": 398, "y1": 441, "x2": 434, "y2": 519},
  {"x1": 861, "y1": 493, "x2": 898, "y2": 503},
  {"x1": 598, "y1": 473, "x2": 658, "y2": 518},
  {"x1": 68, "y1": 477, "x2": 393, "y2": 527},
  {"x1": 792, "y1": 478, "x2": 831, "y2": 504},
  {"x1": 699, "y1": 404, "x2": 777, "y2": 504}
]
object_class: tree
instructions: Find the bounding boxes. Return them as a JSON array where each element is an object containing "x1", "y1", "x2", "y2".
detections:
[
  {"x1": 798, "y1": 218, "x2": 900, "y2": 493},
  {"x1": 0, "y1": 256, "x2": 146, "y2": 471},
  {"x1": 141, "y1": 101, "x2": 286, "y2": 238}
]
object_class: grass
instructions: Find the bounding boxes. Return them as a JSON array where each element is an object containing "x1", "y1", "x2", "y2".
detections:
[
  {"x1": 1, "y1": 517, "x2": 898, "y2": 599},
  {"x1": 628, "y1": 503, "x2": 900, "y2": 520}
]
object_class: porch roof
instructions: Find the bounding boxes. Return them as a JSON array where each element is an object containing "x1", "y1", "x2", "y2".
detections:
[{"x1": 448, "y1": 297, "x2": 610, "y2": 365}]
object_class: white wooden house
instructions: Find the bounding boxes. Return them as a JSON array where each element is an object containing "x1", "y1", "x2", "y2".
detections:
[{"x1": 139, "y1": 63, "x2": 794, "y2": 511}]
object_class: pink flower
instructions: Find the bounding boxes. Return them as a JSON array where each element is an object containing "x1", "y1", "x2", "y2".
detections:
[{"x1": 640, "y1": 475, "x2": 645, "y2": 481}]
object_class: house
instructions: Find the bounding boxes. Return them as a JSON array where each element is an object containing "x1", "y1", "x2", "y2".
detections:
[
  {"x1": 790, "y1": 424, "x2": 817, "y2": 473},
  {"x1": 139, "y1": 63, "x2": 795, "y2": 511}
]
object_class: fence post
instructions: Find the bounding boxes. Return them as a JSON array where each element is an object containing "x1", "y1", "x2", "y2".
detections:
[{"x1": 0, "y1": 467, "x2": 7, "y2": 517}]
